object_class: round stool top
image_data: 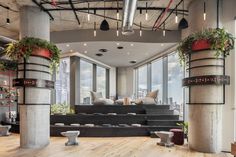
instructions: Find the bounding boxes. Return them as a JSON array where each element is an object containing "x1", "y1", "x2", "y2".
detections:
[{"x1": 170, "y1": 129, "x2": 183, "y2": 132}]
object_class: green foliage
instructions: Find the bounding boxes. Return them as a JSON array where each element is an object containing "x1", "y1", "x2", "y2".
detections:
[
  {"x1": 177, "y1": 28, "x2": 235, "y2": 65},
  {"x1": 4, "y1": 37, "x2": 61, "y2": 71},
  {"x1": 0, "y1": 60, "x2": 17, "y2": 71},
  {"x1": 51, "y1": 103, "x2": 70, "y2": 115},
  {"x1": 177, "y1": 122, "x2": 188, "y2": 135}
]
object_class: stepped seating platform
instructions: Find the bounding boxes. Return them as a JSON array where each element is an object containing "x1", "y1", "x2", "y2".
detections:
[{"x1": 2, "y1": 104, "x2": 183, "y2": 137}]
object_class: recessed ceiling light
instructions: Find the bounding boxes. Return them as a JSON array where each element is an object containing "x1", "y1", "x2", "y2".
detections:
[
  {"x1": 70, "y1": 49, "x2": 73, "y2": 52},
  {"x1": 66, "y1": 44, "x2": 70, "y2": 47},
  {"x1": 96, "y1": 53, "x2": 103, "y2": 57},
  {"x1": 161, "y1": 44, "x2": 164, "y2": 46},
  {"x1": 84, "y1": 51, "x2": 87, "y2": 54},
  {"x1": 127, "y1": 52, "x2": 130, "y2": 55},
  {"x1": 116, "y1": 43, "x2": 120, "y2": 46},
  {"x1": 84, "y1": 43, "x2": 87, "y2": 46},
  {"x1": 117, "y1": 46, "x2": 124, "y2": 49},
  {"x1": 130, "y1": 43, "x2": 134, "y2": 46},
  {"x1": 130, "y1": 60, "x2": 137, "y2": 64},
  {"x1": 99, "y1": 49, "x2": 108, "y2": 52}
]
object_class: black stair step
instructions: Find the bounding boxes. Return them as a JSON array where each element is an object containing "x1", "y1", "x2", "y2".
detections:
[
  {"x1": 147, "y1": 120, "x2": 183, "y2": 126},
  {"x1": 51, "y1": 114, "x2": 180, "y2": 125},
  {"x1": 75, "y1": 105, "x2": 171, "y2": 114},
  {"x1": 146, "y1": 115, "x2": 179, "y2": 120},
  {"x1": 145, "y1": 109, "x2": 174, "y2": 115}
]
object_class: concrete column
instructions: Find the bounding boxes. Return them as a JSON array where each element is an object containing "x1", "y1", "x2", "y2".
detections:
[
  {"x1": 184, "y1": 0, "x2": 224, "y2": 153},
  {"x1": 19, "y1": 6, "x2": 50, "y2": 148}
]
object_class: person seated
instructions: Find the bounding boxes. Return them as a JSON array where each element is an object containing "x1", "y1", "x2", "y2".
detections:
[{"x1": 90, "y1": 91, "x2": 114, "y2": 105}]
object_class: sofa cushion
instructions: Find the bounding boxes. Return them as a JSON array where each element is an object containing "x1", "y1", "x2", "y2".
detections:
[
  {"x1": 90, "y1": 91, "x2": 103, "y2": 102},
  {"x1": 146, "y1": 90, "x2": 158, "y2": 99},
  {"x1": 93, "y1": 98, "x2": 114, "y2": 105}
]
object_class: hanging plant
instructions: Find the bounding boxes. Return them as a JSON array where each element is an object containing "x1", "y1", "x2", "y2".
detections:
[
  {"x1": 177, "y1": 28, "x2": 235, "y2": 65},
  {"x1": 4, "y1": 37, "x2": 61, "y2": 71},
  {"x1": 0, "y1": 60, "x2": 17, "y2": 71}
]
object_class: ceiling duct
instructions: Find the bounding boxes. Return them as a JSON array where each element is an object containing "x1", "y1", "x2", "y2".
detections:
[{"x1": 122, "y1": 0, "x2": 138, "y2": 35}]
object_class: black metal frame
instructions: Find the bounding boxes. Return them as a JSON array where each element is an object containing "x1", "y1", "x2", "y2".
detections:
[
  {"x1": 185, "y1": 52, "x2": 227, "y2": 105},
  {"x1": 31, "y1": 0, "x2": 189, "y2": 30}
]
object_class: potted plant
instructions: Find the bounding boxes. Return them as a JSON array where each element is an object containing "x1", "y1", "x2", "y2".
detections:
[
  {"x1": 4, "y1": 37, "x2": 61, "y2": 71},
  {"x1": 177, "y1": 122, "x2": 189, "y2": 141},
  {"x1": 0, "y1": 61, "x2": 17, "y2": 71},
  {"x1": 177, "y1": 28, "x2": 234, "y2": 65}
]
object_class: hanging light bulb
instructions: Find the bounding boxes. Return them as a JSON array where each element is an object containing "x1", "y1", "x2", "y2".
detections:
[
  {"x1": 94, "y1": 22, "x2": 97, "y2": 37},
  {"x1": 6, "y1": 9, "x2": 10, "y2": 25},
  {"x1": 87, "y1": 3, "x2": 90, "y2": 21},
  {"x1": 163, "y1": 22, "x2": 166, "y2": 37},
  {"x1": 116, "y1": 21, "x2": 119, "y2": 36},
  {"x1": 145, "y1": 2, "x2": 148, "y2": 21},
  {"x1": 116, "y1": 0, "x2": 119, "y2": 20},
  {"x1": 139, "y1": 22, "x2": 142, "y2": 37},
  {"x1": 175, "y1": 5, "x2": 178, "y2": 23},
  {"x1": 203, "y1": 1, "x2": 206, "y2": 21}
]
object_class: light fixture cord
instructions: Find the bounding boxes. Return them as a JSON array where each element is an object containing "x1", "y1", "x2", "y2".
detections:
[
  {"x1": 104, "y1": 0, "x2": 106, "y2": 19},
  {"x1": 183, "y1": 0, "x2": 184, "y2": 18}
]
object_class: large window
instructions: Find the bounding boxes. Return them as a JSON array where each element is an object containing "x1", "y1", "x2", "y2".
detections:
[
  {"x1": 151, "y1": 59, "x2": 163, "y2": 103},
  {"x1": 55, "y1": 57, "x2": 70, "y2": 104},
  {"x1": 168, "y1": 53, "x2": 184, "y2": 115},
  {"x1": 135, "y1": 51, "x2": 184, "y2": 118},
  {"x1": 96, "y1": 66, "x2": 106, "y2": 98},
  {"x1": 137, "y1": 65, "x2": 148, "y2": 98},
  {"x1": 80, "y1": 60, "x2": 93, "y2": 104}
]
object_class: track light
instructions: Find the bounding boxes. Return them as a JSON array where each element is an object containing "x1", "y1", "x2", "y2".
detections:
[
  {"x1": 145, "y1": 2, "x2": 148, "y2": 21},
  {"x1": 94, "y1": 22, "x2": 96, "y2": 37},
  {"x1": 175, "y1": 5, "x2": 178, "y2": 23},
  {"x1": 139, "y1": 22, "x2": 142, "y2": 37},
  {"x1": 203, "y1": 1, "x2": 206, "y2": 21}
]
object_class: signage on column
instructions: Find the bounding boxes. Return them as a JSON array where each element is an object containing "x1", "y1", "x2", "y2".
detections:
[{"x1": 13, "y1": 78, "x2": 54, "y2": 89}]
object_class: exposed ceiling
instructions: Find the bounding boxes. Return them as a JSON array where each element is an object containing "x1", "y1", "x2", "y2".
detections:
[
  {"x1": 57, "y1": 41, "x2": 176, "y2": 67},
  {"x1": 0, "y1": 0, "x2": 192, "y2": 39}
]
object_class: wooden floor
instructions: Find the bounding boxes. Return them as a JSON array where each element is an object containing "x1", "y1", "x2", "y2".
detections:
[{"x1": 0, "y1": 134, "x2": 232, "y2": 157}]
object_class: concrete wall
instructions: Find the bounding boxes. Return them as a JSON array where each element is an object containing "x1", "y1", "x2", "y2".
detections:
[
  {"x1": 117, "y1": 67, "x2": 134, "y2": 98},
  {"x1": 185, "y1": 0, "x2": 236, "y2": 151}
]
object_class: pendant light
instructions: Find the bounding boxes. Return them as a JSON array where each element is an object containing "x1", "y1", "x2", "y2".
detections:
[
  {"x1": 6, "y1": 9, "x2": 10, "y2": 25},
  {"x1": 139, "y1": 22, "x2": 142, "y2": 37},
  {"x1": 94, "y1": 22, "x2": 97, "y2": 37},
  {"x1": 145, "y1": 2, "x2": 148, "y2": 21},
  {"x1": 178, "y1": 0, "x2": 188, "y2": 29},
  {"x1": 87, "y1": 2, "x2": 90, "y2": 21},
  {"x1": 116, "y1": 21, "x2": 119, "y2": 36},
  {"x1": 163, "y1": 22, "x2": 166, "y2": 37},
  {"x1": 116, "y1": 0, "x2": 119, "y2": 20},
  {"x1": 203, "y1": 1, "x2": 206, "y2": 21},
  {"x1": 100, "y1": 0, "x2": 110, "y2": 31},
  {"x1": 175, "y1": 5, "x2": 178, "y2": 23}
]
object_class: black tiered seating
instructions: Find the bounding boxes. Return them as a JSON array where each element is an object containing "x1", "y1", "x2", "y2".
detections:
[
  {"x1": 50, "y1": 105, "x2": 183, "y2": 137},
  {"x1": 2, "y1": 104, "x2": 183, "y2": 137}
]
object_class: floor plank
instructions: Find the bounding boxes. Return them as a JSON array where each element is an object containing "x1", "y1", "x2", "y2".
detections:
[{"x1": 0, "y1": 134, "x2": 232, "y2": 157}]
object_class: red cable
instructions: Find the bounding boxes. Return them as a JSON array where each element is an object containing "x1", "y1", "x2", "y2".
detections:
[{"x1": 153, "y1": 0, "x2": 174, "y2": 30}]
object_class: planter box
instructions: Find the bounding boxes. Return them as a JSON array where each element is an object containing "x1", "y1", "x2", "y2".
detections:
[
  {"x1": 232, "y1": 142, "x2": 236, "y2": 156},
  {"x1": 31, "y1": 48, "x2": 52, "y2": 59},
  {"x1": 192, "y1": 39, "x2": 211, "y2": 51}
]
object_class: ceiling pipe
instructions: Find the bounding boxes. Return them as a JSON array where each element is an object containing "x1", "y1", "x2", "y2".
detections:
[{"x1": 122, "y1": 0, "x2": 138, "y2": 35}]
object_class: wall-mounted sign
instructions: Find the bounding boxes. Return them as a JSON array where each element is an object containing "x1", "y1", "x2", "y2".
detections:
[
  {"x1": 13, "y1": 78, "x2": 54, "y2": 89},
  {"x1": 183, "y1": 75, "x2": 230, "y2": 86}
]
